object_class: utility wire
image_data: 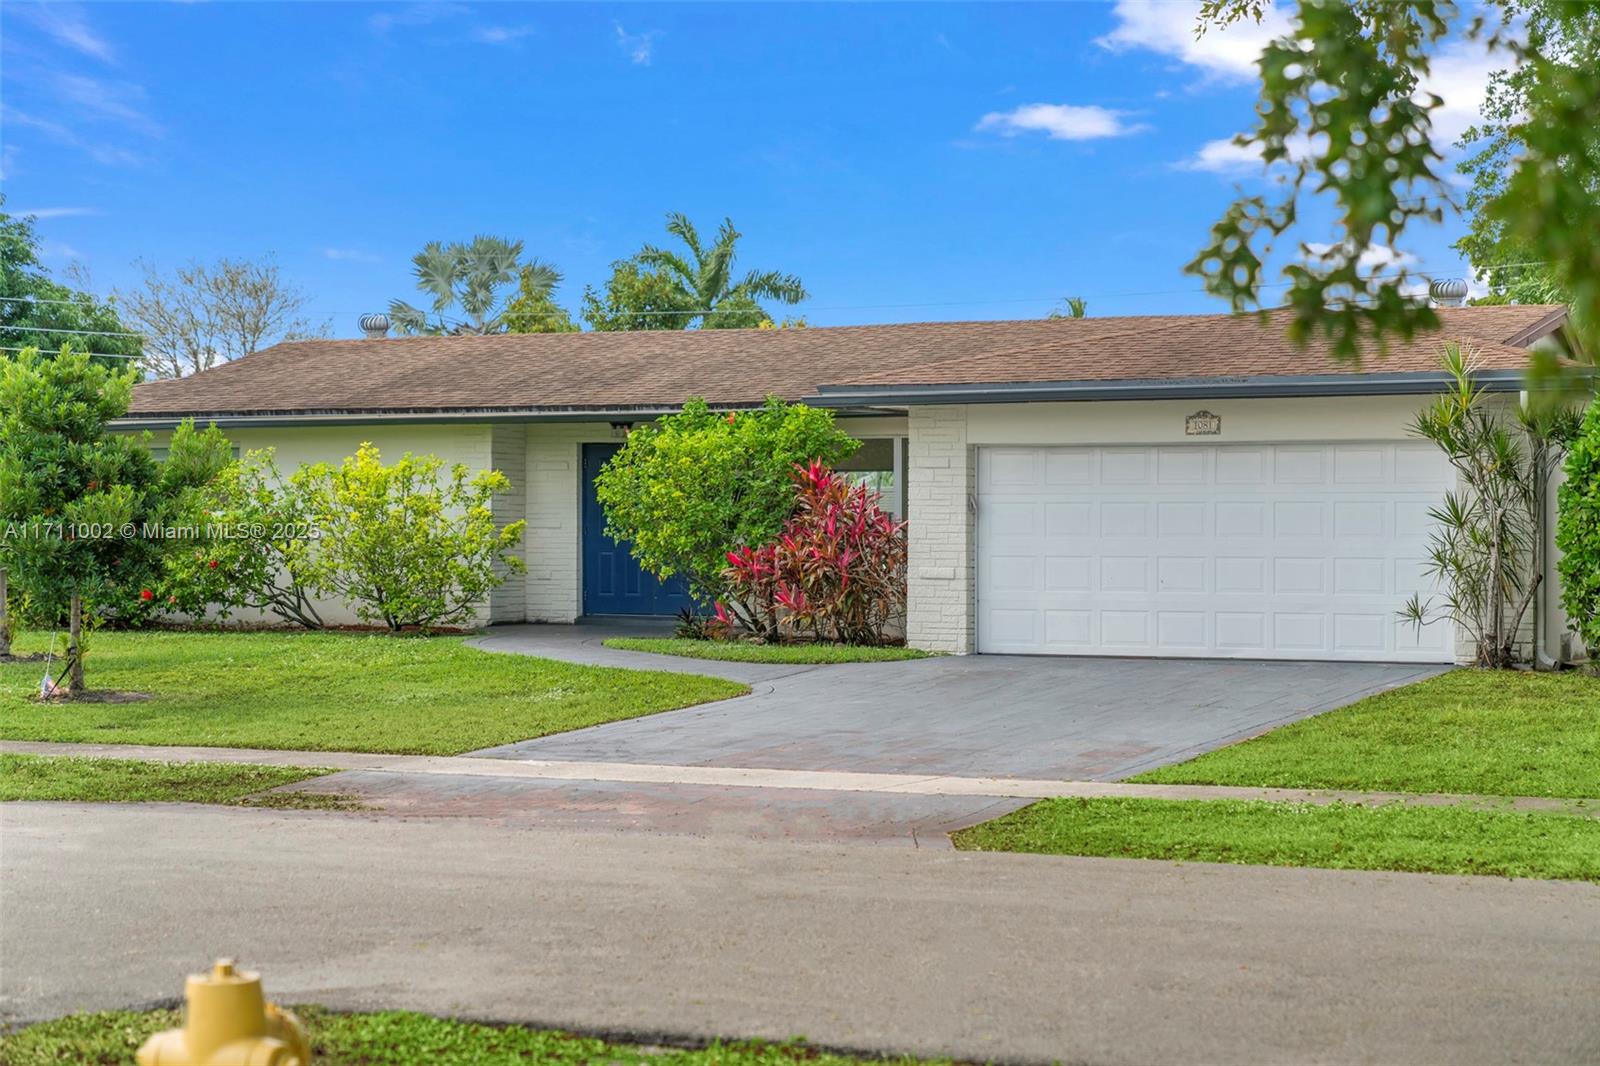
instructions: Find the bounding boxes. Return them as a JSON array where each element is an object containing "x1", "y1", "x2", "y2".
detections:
[{"x1": 0, "y1": 345, "x2": 141, "y2": 360}]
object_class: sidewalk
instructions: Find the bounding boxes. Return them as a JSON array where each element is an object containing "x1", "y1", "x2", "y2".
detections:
[{"x1": 7, "y1": 739, "x2": 1595, "y2": 817}]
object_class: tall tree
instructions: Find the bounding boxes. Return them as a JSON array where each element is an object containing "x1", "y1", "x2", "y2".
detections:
[
  {"x1": 501, "y1": 264, "x2": 580, "y2": 334},
  {"x1": 0, "y1": 200, "x2": 142, "y2": 367},
  {"x1": 1047, "y1": 296, "x2": 1088, "y2": 320},
  {"x1": 1189, "y1": 0, "x2": 1600, "y2": 363},
  {"x1": 117, "y1": 255, "x2": 325, "y2": 379},
  {"x1": 1455, "y1": 2, "x2": 1599, "y2": 308},
  {"x1": 582, "y1": 213, "x2": 807, "y2": 331},
  {"x1": 389, "y1": 236, "x2": 562, "y2": 335},
  {"x1": 0, "y1": 348, "x2": 231, "y2": 691}
]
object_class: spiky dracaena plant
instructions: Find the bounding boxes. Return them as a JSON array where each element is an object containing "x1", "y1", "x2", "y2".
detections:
[{"x1": 1402, "y1": 344, "x2": 1577, "y2": 667}]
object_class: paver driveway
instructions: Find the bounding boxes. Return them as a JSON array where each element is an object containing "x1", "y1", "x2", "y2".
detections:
[
  {"x1": 470, "y1": 623, "x2": 1447, "y2": 779},
  {"x1": 284, "y1": 623, "x2": 1446, "y2": 844}
]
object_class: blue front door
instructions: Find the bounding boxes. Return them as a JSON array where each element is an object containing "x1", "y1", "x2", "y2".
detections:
[{"x1": 582, "y1": 443, "x2": 698, "y2": 617}]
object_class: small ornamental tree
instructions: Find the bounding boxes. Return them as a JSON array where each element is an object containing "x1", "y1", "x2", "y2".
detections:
[
  {"x1": 593, "y1": 398, "x2": 858, "y2": 630},
  {"x1": 1557, "y1": 400, "x2": 1600, "y2": 656},
  {"x1": 0, "y1": 348, "x2": 230, "y2": 690},
  {"x1": 1402, "y1": 345, "x2": 1576, "y2": 668},
  {"x1": 299, "y1": 444, "x2": 525, "y2": 631},
  {"x1": 162, "y1": 448, "x2": 329, "y2": 628},
  {"x1": 724, "y1": 463, "x2": 907, "y2": 645}
]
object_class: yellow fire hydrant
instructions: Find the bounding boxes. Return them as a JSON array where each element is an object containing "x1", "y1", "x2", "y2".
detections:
[{"x1": 136, "y1": 959, "x2": 311, "y2": 1066}]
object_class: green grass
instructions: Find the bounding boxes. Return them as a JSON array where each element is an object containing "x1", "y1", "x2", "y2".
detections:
[
  {"x1": 0, "y1": 630, "x2": 746, "y2": 755},
  {"x1": 603, "y1": 637, "x2": 930, "y2": 664},
  {"x1": 0, "y1": 754, "x2": 347, "y2": 809},
  {"x1": 1132, "y1": 670, "x2": 1600, "y2": 799},
  {"x1": 0, "y1": 1006, "x2": 950, "y2": 1066},
  {"x1": 952, "y1": 796, "x2": 1600, "y2": 881}
]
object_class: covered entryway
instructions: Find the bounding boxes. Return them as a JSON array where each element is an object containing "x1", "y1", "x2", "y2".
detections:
[
  {"x1": 976, "y1": 443, "x2": 1454, "y2": 662},
  {"x1": 582, "y1": 443, "x2": 698, "y2": 617}
]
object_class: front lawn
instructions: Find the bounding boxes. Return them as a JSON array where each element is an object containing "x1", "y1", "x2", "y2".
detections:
[
  {"x1": 0, "y1": 1006, "x2": 950, "y2": 1066},
  {"x1": 0, "y1": 630, "x2": 746, "y2": 755},
  {"x1": 952, "y1": 797, "x2": 1600, "y2": 881},
  {"x1": 0, "y1": 754, "x2": 346, "y2": 809},
  {"x1": 603, "y1": 637, "x2": 930, "y2": 664},
  {"x1": 1133, "y1": 670, "x2": 1600, "y2": 799}
]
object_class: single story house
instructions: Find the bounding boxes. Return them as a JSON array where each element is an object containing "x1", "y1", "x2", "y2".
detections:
[{"x1": 117, "y1": 303, "x2": 1576, "y2": 666}]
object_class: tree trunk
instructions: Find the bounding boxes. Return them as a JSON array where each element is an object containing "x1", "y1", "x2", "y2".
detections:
[
  {"x1": 0, "y1": 568, "x2": 10, "y2": 658},
  {"x1": 67, "y1": 592, "x2": 85, "y2": 694}
]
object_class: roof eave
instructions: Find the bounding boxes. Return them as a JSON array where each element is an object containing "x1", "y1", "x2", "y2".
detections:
[{"x1": 806, "y1": 369, "x2": 1530, "y2": 407}]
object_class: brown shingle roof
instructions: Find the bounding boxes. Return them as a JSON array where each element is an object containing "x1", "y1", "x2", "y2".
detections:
[{"x1": 124, "y1": 304, "x2": 1566, "y2": 419}]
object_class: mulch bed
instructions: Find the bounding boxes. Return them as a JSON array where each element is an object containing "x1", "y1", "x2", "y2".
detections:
[{"x1": 39, "y1": 690, "x2": 153, "y2": 704}]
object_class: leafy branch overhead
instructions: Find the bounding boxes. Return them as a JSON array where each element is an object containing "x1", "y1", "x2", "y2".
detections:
[{"x1": 1190, "y1": 0, "x2": 1599, "y2": 364}]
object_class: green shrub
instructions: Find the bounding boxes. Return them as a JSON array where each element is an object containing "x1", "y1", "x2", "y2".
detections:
[
  {"x1": 593, "y1": 398, "x2": 857, "y2": 631},
  {"x1": 299, "y1": 444, "x2": 524, "y2": 631},
  {"x1": 162, "y1": 448, "x2": 329, "y2": 628},
  {"x1": 1558, "y1": 399, "x2": 1600, "y2": 654}
]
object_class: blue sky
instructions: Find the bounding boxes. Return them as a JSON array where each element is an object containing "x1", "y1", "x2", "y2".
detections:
[{"x1": 2, "y1": 2, "x2": 1503, "y2": 341}]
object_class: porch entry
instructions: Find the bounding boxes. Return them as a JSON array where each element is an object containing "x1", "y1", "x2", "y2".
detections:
[{"x1": 581, "y1": 442, "x2": 698, "y2": 617}]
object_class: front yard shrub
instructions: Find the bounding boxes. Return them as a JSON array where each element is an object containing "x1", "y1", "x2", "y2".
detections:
[
  {"x1": 724, "y1": 462, "x2": 907, "y2": 645},
  {"x1": 1402, "y1": 344, "x2": 1576, "y2": 667},
  {"x1": 593, "y1": 397, "x2": 857, "y2": 631},
  {"x1": 298, "y1": 444, "x2": 525, "y2": 631},
  {"x1": 163, "y1": 448, "x2": 330, "y2": 628},
  {"x1": 1557, "y1": 397, "x2": 1600, "y2": 655}
]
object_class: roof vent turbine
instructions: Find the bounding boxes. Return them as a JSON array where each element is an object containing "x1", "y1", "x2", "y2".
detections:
[
  {"x1": 1428, "y1": 279, "x2": 1469, "y2": 308},
  {"x1": 359, "y1": 312, "x2": 391, "y2": 339}
]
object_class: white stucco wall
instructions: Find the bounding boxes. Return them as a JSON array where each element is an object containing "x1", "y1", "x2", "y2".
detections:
[{"x1": 902, "y1": 395, "x2": 1551, "y2": 664}]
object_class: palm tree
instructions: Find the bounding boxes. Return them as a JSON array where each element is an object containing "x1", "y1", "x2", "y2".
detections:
[
  {"x1": 631, "y1": 213, "x2": 808, "y2": 329},
  {"x1": 389, "y1": 236, "x2": 562, "y2": 335},
  {"x1": 1047, "y1": 295, "x2": 1088, "y2": 320}
]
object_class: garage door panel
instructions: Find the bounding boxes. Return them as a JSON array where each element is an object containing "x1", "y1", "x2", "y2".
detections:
[{"x1": 977, "y1": 443, "x2": 1452, "y2": 662}]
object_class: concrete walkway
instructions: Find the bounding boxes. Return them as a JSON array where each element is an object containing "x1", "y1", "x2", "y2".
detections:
[
  {"x1": 7, "y1": 739, "x2": 1593, "y2": 818},
  {"x1": 6, "y1": 803, "x2": 1598, "y2": 1063}
]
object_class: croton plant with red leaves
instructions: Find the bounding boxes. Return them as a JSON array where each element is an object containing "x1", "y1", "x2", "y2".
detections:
[{"x1": 723, "y1": 462, "x2": 907, "y2": 645}]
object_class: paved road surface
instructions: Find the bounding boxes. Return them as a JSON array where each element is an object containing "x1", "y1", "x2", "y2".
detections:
[{"x1": 5, "y1": 803, "x2": 1597, "y2": 1065}]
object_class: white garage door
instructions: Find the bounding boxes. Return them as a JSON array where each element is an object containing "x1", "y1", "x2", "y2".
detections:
[{"x1": 976, "y1": 443, "x2": 1453, "y2": 662}]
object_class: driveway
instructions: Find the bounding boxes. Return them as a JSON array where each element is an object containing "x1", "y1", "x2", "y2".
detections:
[
  {"x1": 274, "y1": 623, "x2": 1450, "y2": 844},
  {"x1": 470, "y1": 623, "x2": 1446, "y2": 780}
]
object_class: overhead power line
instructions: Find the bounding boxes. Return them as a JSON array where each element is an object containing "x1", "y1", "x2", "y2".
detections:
[{"x1": 0, "y1": 345, "x2": 141, "y2": 360}]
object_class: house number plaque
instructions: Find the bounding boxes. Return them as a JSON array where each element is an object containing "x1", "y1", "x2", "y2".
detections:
[{"x1": 1185, "y1": 410, "x2": 1222, "y2": 436}]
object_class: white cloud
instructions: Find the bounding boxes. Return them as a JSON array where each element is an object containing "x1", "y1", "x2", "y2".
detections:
[
  {"x1": 1095, "y1": 0, "x2": 1290, "y2": 83},
  {"x1": 8, "y1": 206, "x2": 100, "y2": 220},
  {"x1": 3, "y1": 107, "x2": 145, "y2": 168},
  {"x1": 1173, "y1": 132, "x2": 1312, "y2": 173},
  {"x1": 1425, "y1": 37, "x2": 1505, "y2": 145},
  {"x1": 976, "y1": 103, "x2": 1148, "y2": 142},
  {"x1": 472, "y1": 25, "x2": 533, "y2": 45},
  {"x1": 323, "y1": 248, "x2": 383, "y2": 263},
  {"x1": 54, "y1": 73, "x2": 163, "y2": 138},
  {"x1": 369, "y1": 3, "x2": 468, "y2": 34},
  {"x1": 9, "y1": 3, "x2": 116, "y2": 63},
  {"x1": 614, "y1": 23, "x2": 656, "y2": 66},
  {"x1": 1305, "y1": 241, "x2": 1419, "y2": 274}
]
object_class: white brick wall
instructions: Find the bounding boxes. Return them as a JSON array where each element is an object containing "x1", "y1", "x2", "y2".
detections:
[
  {"x1": 523, "y1": 423, "x2": 617, "y2": 622},
  {"x1": 489, "y1": 425, "x2": 528, "y2": 623},
  {"x1": 905, "y1": 406, "x2": 976, "y2": 654}
]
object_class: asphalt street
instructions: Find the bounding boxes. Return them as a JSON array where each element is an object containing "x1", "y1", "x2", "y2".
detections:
[{"x1": 4, "y1": 802, "x2": 1597, "y2": 1065}]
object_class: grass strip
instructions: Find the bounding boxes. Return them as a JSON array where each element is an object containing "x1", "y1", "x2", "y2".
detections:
[
  {"x1": 952, "y1": 796, "x2": 1600, "y2": 881},
  {"x1": 0, "y1": 1006, "x2": 951, "y2": 1065}
]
